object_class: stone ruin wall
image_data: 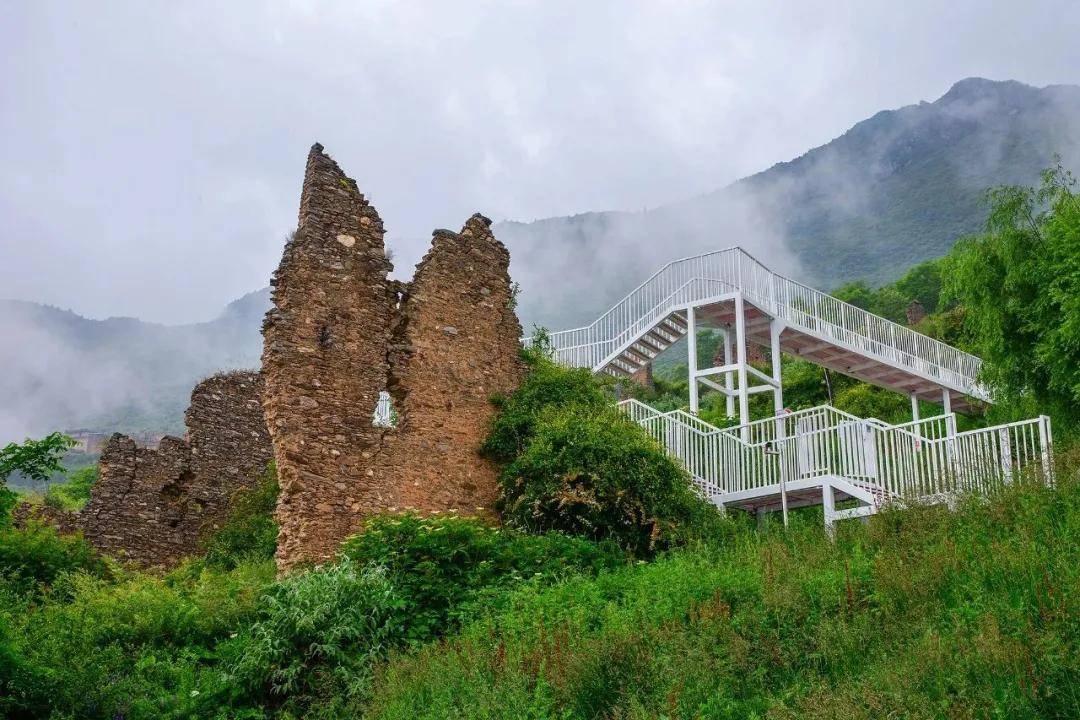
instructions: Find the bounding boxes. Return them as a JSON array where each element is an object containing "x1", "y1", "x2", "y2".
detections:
[
  {"x1": 263, "y1": 144, "x2": 526, "y2": 569},
  {"x1": 18, "y1": 371, "x2": 272, "y2": 567},
  {"x1": 386, "y1": 215, "x2": 525, "y2": 513}
]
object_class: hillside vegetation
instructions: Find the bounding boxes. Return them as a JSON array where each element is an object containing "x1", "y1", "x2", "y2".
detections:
[
  {"x1": 366, "y1": 472, "x2": 1080, "y2": 720},
  {"x1": 2, "y1": 169, "x2": 1080, "y2": 718}
]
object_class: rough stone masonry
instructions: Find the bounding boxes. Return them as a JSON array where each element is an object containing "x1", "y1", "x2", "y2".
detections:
[
  {"x1": 263, "y1": 144, "x2": 525, "y2": 569},
  {"x1": 17, "y1": 371, "x2": 272, "y2": 567}
]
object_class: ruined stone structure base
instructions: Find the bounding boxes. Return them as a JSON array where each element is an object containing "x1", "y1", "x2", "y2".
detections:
[
  {"x1": 17, "y1": 371, "x2": 272, "y2": 567},
  {"x1": 263, "y1": 144, "x2": 525, "y2": 570}
]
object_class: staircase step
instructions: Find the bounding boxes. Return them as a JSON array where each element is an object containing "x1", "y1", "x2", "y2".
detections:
[
  {"x1": 650, "y1": 327, "x2": 677, "y2": 343},
  {"x1": 622, "y1": 349, "x2": 651, "y2": 366},
  {"x1": 664, "y1": 316, "x2": 688, "y2": 333},
  {"x1": 632, "y1": 342, "x2": 658, "y2": 359},
  {"x1": 637, "y1": 335, "x2": 666, "y2": 352}
]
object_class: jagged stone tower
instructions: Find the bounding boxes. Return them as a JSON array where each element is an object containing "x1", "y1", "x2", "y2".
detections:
[{"x1": 263, "y1": 144, "x2": 525, "y2": 569}]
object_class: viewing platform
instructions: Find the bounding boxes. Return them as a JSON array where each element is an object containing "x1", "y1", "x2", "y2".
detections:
[{"x1": 535, "y1": 247, "x2": 1052, "y2": 527}]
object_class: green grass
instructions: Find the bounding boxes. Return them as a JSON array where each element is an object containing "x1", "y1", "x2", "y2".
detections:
[
  {"x1": 364, "y1": 469, "x2": 1080, "y2": 719},
  {"x1": 2, "y1": 465, "x2": 1077, "y2": 718}
]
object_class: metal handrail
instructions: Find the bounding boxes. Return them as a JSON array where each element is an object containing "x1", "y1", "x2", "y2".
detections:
[
  {"x1": 618, "y1": 399, "x2": 1052, "y2": 503},
  {"x1": 535, "y1": 247, "x2": 986, "y2": 399}
]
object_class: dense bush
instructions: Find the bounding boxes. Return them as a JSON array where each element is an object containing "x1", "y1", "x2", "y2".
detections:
[
  {"x1": 1, "y1": 433, "x2": 76, "y2": 526},
  {"x1": 500, "y1": 405, "x2": 726, "y2": 554},
  {"x1": 200, "y1": 463, "x2": 279, "y2": 570},
  {"x1": 486, "y1": 349, "x2": 726, "y2": 555},
  {"x1": 0, "y1": 521, "x2": 109, "y2": 595},
  {"x1": 341, "y1": 513, "x2": 625, "y2": 644},
  {"x1": 0, "y1": 559, "x2": 275, "y2": 719},
  {"x1": 0, "y1": 486, "x2": 15, "y2": 527},
  {"x1": 226, "y1": 558, "x2": 399, "y2": 716},
  {"x1": 43, "y1": 464, "x2": 98, "y2": 511},
  {"x1": 365, "y1": 471, "x2": 1080, "y2": 720},
  {"x1": 482, "y1": 344, "x2": 613, "y2": 463}
]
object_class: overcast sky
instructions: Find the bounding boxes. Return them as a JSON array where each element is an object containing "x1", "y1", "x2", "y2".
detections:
[{"x1": 3, "y1": 0, "x2": 1079, "y2": 324}]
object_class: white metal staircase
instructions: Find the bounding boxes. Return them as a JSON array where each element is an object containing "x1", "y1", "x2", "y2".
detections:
[
  {"x1": 620, "y1": 399, "x2": 1053, "y2": 527},
  {"x1": 530, "y1": 247, "x2": 988, "y2": 405},
  {"x1": 533, "y1": 246, "x2": 1054, "y2": 526}
]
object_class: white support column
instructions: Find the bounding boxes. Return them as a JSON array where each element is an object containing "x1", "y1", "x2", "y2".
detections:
[
  {"x1": 770, "y1": 318, "x2": 788, "y2": 527},
  {"x1": 722, "y1": 328, "x2": 734, "y2": 419},
  {"x1": 687, "y1": 306, "x2": 699, "y2": 414},
  {"x1": 941, "y1": 389, "x2": 955, "y2": 479},
  {"x1": 822, "y1": 480, "x2": 836, "y2": 540},
  {"x1": 1039, "y1": 415, "x2": 1053, "y2": 485},
  {"x1": 734, "y1": 294, "x2": 750, "y2": 433},
  {"x1": 999, "y1": 427, "x2": 1013, "y2": 484},
  {"x1": 911, "y1": 393, "x2": 922, "y2": 445},
  {"x1": 769, "y1": 319, "x2": 785, "y2": 418}
]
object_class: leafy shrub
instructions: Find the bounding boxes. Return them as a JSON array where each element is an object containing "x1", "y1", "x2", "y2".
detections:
[
  {"x1": 200, "y1": 463, "x2": 279, "y2": 569},
  {"x1": 0, "y1": 433, "x2": 76, "y2": 485},
  {"x1": 499, "y1": 405, "x2": 724, "y2": 554},
  {"x1": 1, "y1": 559, "x2": 275, "y2": 719},
  {"x1": 43, "y1": 464, "x2": 98, "y2": 511},
  {"x1": 485, "y1": 350, "x2": 725, "y2": 555},
  {"x1": 482, "y1": 346, "x2": 613, "y2": 463},
  {"x1": 226, "y1": 558, "x2": 398, "y2": 714},
  {"x1": 340, "y1": 513, "x2": 624, "y2": 644},
  {"x1": 1, "y1": 433, "x2": 76, "y2": 527},
  {"x1": 0, "y1": 486, "x2": 15, "y2": 528},
  {"x1": 0, "y1": 521, "x2": 109, "y2": 595}
]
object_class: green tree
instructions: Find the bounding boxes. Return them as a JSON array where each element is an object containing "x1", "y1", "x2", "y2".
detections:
[
  {"x1": 0, "y1": 432, "x2": 75, "y2": 485},
  {"x1": 944, "y1": 161, "x2": 1080, "y2": 428},
  {"x1": 831, "y1": 280, "x2": 876, "y2": 311},
  {"x1": 0, "y1": 432, "x2": 76, "y2": 522},
  {"x1": 894, "y1": 258, "x2": 945, "y2": 313}
]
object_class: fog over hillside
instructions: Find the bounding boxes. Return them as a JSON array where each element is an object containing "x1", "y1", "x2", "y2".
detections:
[
  {"x1": 499, "y1": 78, "x2": 1080, "y2": 330},
  {"x1": 0, "y1": 290, "x2": 269, "y2": 442},
  {"x1": 2, "y1": 78, "x2": 1079, "y2": 442}
]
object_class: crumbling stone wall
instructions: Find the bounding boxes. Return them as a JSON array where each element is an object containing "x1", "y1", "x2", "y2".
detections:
[
  {"x1": 11, "y1": 502, "x2": 79, "y2": 535},
  {"x1": 387, "y1": 215, "x2": 525, "y2": 513},
  {"x1": 631, "y1": 362, "x2": 654, "y2": 389},
  {"x1": 263, "y1": 145, "x2": 525, "y2": 569},
  {"x1": 19, "y1": 371, "x2": 272, "y2": 567},
  {"x1": 262, "y1": 144, "x2": 397, "y2": 568}
]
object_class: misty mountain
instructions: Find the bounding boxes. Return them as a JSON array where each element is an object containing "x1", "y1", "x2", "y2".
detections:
[
  {"x1": 4, "y1": 77, "x2": 1078, "y2": 441},
  {"x1": 0, "y1": 289, "x2": 269, "y2": 441},
  {"x1": 500, "y1": 77, "x2": 1080, "y2": 330}
]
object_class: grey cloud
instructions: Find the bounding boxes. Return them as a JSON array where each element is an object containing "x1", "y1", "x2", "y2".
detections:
[{"x1": 2, "y1": 0, "x2": 1079, "y2": 326}]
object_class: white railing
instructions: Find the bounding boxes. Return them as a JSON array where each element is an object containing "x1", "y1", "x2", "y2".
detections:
[
  {"x1": 619, "y1": 399, "x2": 1052, "y2": 507},
  {"x1": 531, "y1": 248, "x2": 986, "y2": 399}
]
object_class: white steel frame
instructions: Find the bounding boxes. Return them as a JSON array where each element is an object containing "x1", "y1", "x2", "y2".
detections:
[
  {"x1": 530, "y1": 246, "x2": 1053, "y2": 529},
  {"x1": 620, "y1": 399, "x2": 1053, "y2": 531},
  {"x1": 527, "y1": 247, "x2": 987, "y2": 401}
]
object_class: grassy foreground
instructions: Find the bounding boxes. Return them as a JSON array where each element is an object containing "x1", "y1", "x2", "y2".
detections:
[{"x1": 366, "y1": 473, "x2": 1080, "y2": 719}]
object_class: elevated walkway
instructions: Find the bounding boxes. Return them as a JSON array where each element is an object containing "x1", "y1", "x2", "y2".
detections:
[
  {"x1": 534, "y1": 247, "x2": 1053, "y2": 527},
  {"x1": 621, "y1": 399, "x2": 1053, "y2": 528},
  {"x1": 532, "y1": 247, "x2": 987, "y2": 416}
]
